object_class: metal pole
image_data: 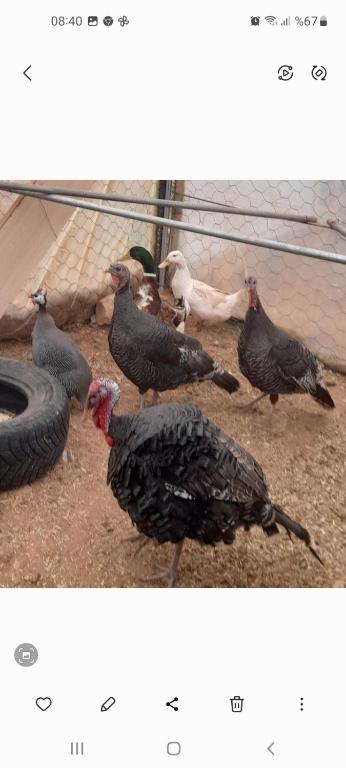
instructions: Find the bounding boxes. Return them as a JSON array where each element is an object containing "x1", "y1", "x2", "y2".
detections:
[
  {"x1": 2, "y1": 187, "x2": 346, "y2": 266},
  {"x1": 159, "y1": 180, "x2": 173, "y2": 288},
  {"x1": 0, "y1": 181, "x2": 318, "y2": 225},
  {"x1": 327, "y1": 219, "x2": 346, "y2": 239}
]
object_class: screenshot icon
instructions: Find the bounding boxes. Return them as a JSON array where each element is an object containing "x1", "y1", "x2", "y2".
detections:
[{"x1": 14, "y1": 643, "x2": 38, "y2": 666}]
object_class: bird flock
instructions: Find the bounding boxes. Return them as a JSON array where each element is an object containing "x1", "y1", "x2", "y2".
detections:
[{"x1": 30, "y1": 247, "x2": 334, "y2": 587}]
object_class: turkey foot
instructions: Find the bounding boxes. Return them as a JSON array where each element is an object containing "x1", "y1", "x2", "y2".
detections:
[
  {"x1": 123, "y1": 531, "x2": 150, "y2": 557},
  {"x1": 139, "y1": 541, "x2": 184, "y2": 587}
]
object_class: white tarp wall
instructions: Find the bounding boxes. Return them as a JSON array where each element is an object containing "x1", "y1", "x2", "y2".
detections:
[
  {"x1": 170, "y1": 181, "x2": 346, "y2": 369},
  {"x1": 0, "y1": 180, "x2": 158, "y2": 339}
]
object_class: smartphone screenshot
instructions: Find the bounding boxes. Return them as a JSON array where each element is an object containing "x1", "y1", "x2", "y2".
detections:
[{"x1": 0, "y1": 1, "x2": 345, "y2": 766}]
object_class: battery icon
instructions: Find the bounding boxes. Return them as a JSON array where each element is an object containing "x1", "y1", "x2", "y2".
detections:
[{"x1": 320, "y1": 16, "x2": 327, "y2": 26}]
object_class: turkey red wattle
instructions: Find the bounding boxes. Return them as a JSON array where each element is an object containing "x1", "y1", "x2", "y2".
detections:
[{"x1": 91, "y1": 399, "x2": 113, "y2": 444}]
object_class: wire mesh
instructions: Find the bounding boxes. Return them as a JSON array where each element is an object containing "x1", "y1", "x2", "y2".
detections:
[
  {"x1": 0, "y1": 180, "x2": 159, "y2": 338},
  {"x1": 169, "y1": 180, "x2": 346, "y2": 369}
]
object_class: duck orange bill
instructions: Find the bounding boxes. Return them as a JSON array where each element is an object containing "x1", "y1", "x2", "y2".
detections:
[{"x1": 158, "y1": 259, "x2": 169, "y2": 269}]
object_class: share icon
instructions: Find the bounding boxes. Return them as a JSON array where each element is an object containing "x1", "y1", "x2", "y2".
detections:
[{"x1": 166, "y1": 697, "x2": 179, "y2": 711}]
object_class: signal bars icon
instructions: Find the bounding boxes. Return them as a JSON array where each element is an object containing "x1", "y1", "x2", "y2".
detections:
[{"x1": 264, "y1": 15, "x2": 291, "y2": 26}]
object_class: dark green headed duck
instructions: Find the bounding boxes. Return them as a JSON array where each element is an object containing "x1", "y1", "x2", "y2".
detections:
[
  {"x1": 129, "y1": 246, "x2": 162, "y2": 317},
  {"x1": 129, "y1": 245, "x2": 188, "y2": 330}
]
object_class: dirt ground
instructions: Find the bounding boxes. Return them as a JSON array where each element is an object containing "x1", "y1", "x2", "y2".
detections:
[{"x1": 0, "y1": 318, "x2": 345, "y2": 588}]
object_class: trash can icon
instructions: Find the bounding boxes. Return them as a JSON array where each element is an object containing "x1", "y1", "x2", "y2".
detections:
[{"x1": 230, "y1": 695, "x2": 244, "y2": 712}]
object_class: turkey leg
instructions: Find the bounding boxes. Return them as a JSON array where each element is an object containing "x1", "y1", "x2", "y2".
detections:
[
  {"x1": 139, "y1": 541, "x2": 184, "y2": 587},
  {"x1": 236, "y1": 392, "x2": 267, "y2": 411}
]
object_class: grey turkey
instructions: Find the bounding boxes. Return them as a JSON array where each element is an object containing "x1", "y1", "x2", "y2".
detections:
[
  {"x1": 106, "y1": 262, "x2": 239, "y2": 406},
  {"x1": 31, "y1": 289, "x2": 92, "y2": 409},
  {"x1": 237, "y1": 276, "x2": 335, "y2": 413},
  {"x1": 85, "y1": 377, "x2": 323, "y2": 587}
]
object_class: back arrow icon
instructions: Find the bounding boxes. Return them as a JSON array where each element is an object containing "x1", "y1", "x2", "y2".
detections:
[
  {"x1": 267, "y1": 742, "x2": 275, "y2": 755},
  {"x1": 23, "y1": 65, "x2": 32, "y2": 81}
]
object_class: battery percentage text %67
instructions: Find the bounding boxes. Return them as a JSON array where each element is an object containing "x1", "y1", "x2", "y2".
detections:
[{"x1": 295, "y1": 16, "x2": 318, "y2": 26}]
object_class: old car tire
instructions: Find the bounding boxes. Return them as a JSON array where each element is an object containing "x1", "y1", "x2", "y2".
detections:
[{"x1": 0, "y1": 357, "x2": 70, "y2": 490}]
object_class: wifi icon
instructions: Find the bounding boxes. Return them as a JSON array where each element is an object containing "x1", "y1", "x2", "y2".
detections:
[{"x1": 265, "y1": 15, "x2": 277, "y2": 24}]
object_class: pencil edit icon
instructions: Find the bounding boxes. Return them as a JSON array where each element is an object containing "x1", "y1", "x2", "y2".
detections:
[{"x1": 101, "y1": 696, "x2": 116, "y2": 711}]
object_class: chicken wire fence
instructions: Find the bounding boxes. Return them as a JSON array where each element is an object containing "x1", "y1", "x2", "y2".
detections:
[
  {"x1": 0, "y1": 180, "x2": 159, "y2": 338},
  {"x1": 169, "y1": 181, "x2": 346, "y2": 370},
  {"x1": 1, "y1": 179, "x2": 346, "y2": 372}
]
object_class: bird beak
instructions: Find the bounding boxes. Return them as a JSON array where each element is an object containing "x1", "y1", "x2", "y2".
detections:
[
  {"x1": 158, "y1": 259, "x2": 169, "y2": 269},
  {"x1": 104, "y1": 266, "x2": 112, "y2": 274}
]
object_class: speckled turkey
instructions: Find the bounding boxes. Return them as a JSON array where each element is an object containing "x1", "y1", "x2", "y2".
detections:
[
  {"x1": 85, "y1": 377, "x2": 323, "y2": 586},
  {"x1": 31, "y1": 289, "x2": 92, "y2": 408},
  {"x1": 106, "y1": 262, "x2": 239, "y2": 405},
  {"x1": 237, "y1": 276, "x2": 335, "y2": 412}
]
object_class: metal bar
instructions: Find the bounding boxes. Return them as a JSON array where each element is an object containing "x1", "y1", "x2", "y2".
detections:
[
  {"x1": 0, "y1": 181, "x2": 318, "y2": 224},
  {"x1": 327, "y1": 218, "x2": 346, "y2": 239},
  {"x1": 1, "y1": 186, "x2": 346, "y2": 266},
  {"x1": 159, "y1": 180, "x2": 173, "y2": 288}
]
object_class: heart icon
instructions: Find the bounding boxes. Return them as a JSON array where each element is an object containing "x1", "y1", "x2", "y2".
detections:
[{"x1": 36, "y1": 697, "x2": 52, "y2": 711}]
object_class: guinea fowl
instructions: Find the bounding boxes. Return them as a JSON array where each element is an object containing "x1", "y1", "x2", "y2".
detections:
[
  {"x1": 106, "y1": 262, "x2": 239, "y2": 407},
  {"x1": 85, "y1": 378, "x2": 323, "y2": 587},
  {"x1": 31, "y1": 289, "x2": 92, "y2": 408},
  {"x1": 237, "y1": 276, "x2": 335, "y2": 413}
]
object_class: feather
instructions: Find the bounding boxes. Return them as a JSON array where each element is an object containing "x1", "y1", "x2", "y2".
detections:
[{"x1": 238, "y1": 277, "x2": 335, "y2": 409}]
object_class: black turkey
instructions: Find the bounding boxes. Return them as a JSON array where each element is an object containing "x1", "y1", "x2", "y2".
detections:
[
  {"x1": 237, "y1": 276, "x2": 334, "y2": 413},
  {"x1": 31, "y1": 289, "x2": 92, "y2": 409},
  {"x1": 85, "y1": 377, "x2": 323, "y2": 587},
  {"x1": 106, "y1": 262, "x2": 239, "y2": 406}
]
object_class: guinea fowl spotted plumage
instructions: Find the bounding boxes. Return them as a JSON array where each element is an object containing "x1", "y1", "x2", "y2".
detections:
[
  {"x1": 237, "y1": 276, "x2": 335, "y2": 413},
  {"x1": 31, "y1": 289, "x2": 92, "y2": 409},
  {"x1": 85, "y1": 378, "x2": 323, "y2": 586},
  {"x1": 106, "y1": 262, "x2": 239, "y2": 406}
]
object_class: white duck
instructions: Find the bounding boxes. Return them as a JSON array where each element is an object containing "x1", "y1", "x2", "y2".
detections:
[{"x1": 159, "y1": 250, "x2": 243, "y2": 325}]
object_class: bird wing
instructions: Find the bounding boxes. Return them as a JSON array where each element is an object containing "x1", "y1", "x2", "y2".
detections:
[
  {"x1": 192, "y1": 279, "x2": 233, "y2": 304},
  {"x1": 269, "y1": 337, "x2": 318, "y2": 389},
  {"x1": 169, "y1": 430, "x2": 267, "y2": 504},
  {"x1": 32, "y1": 331, "x2": 81, "y2": 372},
  {"x1": 108, "y1": 404, "x2": 267, "y2": 505},
  {"x1": 127, "y1": 308, "x2": 202, "y2": 365}
]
